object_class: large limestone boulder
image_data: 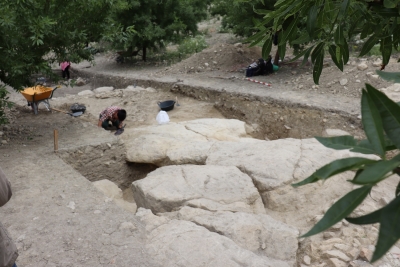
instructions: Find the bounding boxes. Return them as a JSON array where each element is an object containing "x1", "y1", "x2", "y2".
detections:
[
  {"x1": 137, "y1": 208, "x2": 290, "y2": 267},
  {"x1": 127, "y1": 120, "x2": 377, "y2": 208},
  {"x1": 93, "y1": 86, "x2": 114, "y2": 93},
  {"x1": 126, "y1": 123, "x2": 212, "y2": 165},
  {"x1": 77, "y1": 90, "x2": 94, "y2": 96},
  {"x1": 206, "y1": 138, "x2": 301, "y2": 191},
  {"x1": 162, "y1": 206, "x2": 299, "y2": 264},
  {"x1": 264, "y1": 138, "x2": 379, "y2": 223},
  {"x1": 322, "y1": 129, "x2": 351, "y2": 137},
  {"x1": 125, "y1": 119, "x2": 251, "y2": 165},
  {"x1": 132, "y1": 165, "x2": 265, "y2": 214},
  {"x1": 180, "y1": 118, "x2": 248, "y2": 141},
  {"x1": 266, "y1": 139, "x2": 372, "y2": 210}
]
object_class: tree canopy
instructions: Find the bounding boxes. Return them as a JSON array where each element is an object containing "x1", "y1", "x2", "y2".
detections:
[
  {"x1": 0, "y1": 0, "x2": 120, "y2": 90},
  {"x1": 105, "y1": 0, "x2": 211, "y2": 61},
  {"x1": 210, "y1": 0, "x2": 275, "y2": 37},
  {"x1": 249, "y1": 0, "x2": 400, "y2": 84}
]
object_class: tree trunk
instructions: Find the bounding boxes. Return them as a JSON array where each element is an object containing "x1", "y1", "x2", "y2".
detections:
[
  {"x1": 274, "y1": 49, "x2": 280, "y2": 66},
  {"x1": 142, "y1": 46, "x2": 147, "y2": 62}
]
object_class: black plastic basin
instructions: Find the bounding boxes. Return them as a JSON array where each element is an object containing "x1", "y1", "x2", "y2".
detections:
[{"x1": 158, "y1": 100, "x2": 175, "y2": 111}]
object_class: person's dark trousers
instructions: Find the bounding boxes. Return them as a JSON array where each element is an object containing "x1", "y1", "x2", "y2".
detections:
[{"x1": 62, "y1": 66, "x2": 70, "y2": 79}]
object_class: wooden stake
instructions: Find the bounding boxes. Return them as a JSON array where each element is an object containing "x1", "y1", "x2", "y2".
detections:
[{"x1": 54, "y1": 129, "x2": 58, "y2": 152}]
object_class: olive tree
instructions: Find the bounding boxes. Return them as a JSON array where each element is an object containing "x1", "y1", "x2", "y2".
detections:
[
  {"x1": 0, "y1": 0, "x2": 123, "y2": 123},
  {"x1": 210, "y1": 0, "x2": 275, "y2": 37},
  {"x1": 248, "y1": 0, "x2": 400, "y2": 84},
  {"x1": 104, "y1": 0, "x2": 211, "y2": 61}
]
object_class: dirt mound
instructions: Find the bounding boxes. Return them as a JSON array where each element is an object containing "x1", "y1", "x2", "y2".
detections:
[{"x1": 162, "y1": 43, "x2": 262, "y2": 74}]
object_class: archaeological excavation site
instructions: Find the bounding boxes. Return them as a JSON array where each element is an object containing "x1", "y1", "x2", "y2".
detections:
[{"x1": 1, "y1": 20, "x2": 400, "y2": 267}]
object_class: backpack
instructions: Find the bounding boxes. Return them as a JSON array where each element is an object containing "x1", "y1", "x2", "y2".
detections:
[{"x1": 245, "y1": 62, "x2": 259, "y2": 77}]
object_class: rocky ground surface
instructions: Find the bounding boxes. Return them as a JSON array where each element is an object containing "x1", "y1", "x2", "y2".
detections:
[{"x1": 1, "y1": 18, "x2": 400, "y2": 267}]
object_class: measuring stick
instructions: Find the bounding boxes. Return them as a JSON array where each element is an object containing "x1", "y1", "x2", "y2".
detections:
[
  {"x1": 54, "y1": 129, "x2": 58, "y2": 152},
  {"x1": 245, "y1": 78, "x2": 271, "y2": 86}
]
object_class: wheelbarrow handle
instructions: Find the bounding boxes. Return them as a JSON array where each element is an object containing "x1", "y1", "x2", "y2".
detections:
[{"x1": 51, "y1": 108, "x2": 69, "y2": 114}]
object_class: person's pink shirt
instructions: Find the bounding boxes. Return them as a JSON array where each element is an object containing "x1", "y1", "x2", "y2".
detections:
[{"x1": 61, "y1": 61, "x2": 70, "y2": 71}]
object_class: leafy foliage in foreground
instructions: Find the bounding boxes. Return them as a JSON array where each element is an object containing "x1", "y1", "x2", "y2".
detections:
[
  {"x1": 293, "y1": 72, "x2": 400, "y2": 262},
  {"x1": 250, "y1": 0, "x2": 400, "y2": 84}
]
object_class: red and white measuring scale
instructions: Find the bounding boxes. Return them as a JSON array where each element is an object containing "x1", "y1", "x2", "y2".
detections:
[{"x1": 244, "y1": 78, "x2": 271, "y2": 86}]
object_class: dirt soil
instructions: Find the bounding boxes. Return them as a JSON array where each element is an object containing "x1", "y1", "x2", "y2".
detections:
[{"x1": 1, "y1": 18, "x2": 400, "y2": 266}]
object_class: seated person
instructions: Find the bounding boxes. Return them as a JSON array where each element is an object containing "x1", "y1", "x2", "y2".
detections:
[
  {"x1": 246, "y1": 56, "x2": 275, "y2": 77},
  {"x1": 98, "y1": 106, "x2": 126, "y2": 130}
]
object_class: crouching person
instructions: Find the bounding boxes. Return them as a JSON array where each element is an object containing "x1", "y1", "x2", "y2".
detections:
[
  {"x1": 0, "y1": 167, "x2": 18, "y2": 267},
  {"x1": 98, "y1": 106, "x2": 126, "y2": 130}
]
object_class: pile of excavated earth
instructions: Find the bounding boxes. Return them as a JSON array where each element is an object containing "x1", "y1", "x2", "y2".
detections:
[{"x1": 1, "y1": 18, "x2": 400, "y2": 267}]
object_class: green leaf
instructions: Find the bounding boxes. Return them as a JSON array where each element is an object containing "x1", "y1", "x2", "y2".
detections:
[
  {"x1": 396, "y1": 180, "x2": 400, "y2": 196},
  {"x1": 302, "y1": 45, "x2": 313, "y2": 66},
  {"x1": 339, "y1": 0, "x2": 350, "y2": 19},
  {"x1": 306, "y1": 6, "x2": 318, "y2": 37},
  {"x1": 346, "y1": 208, "x2": 382, "y2": 225},
  {"x1": 334, "y1": 25, "x2": 344, "y2": 46},
  {"x1": 302, "y1": 185, "x2": 372, "y2": 237},
  {"x1": 353, "y1": 155, "x2": 400, "y2": 184},
  {"x1": 350, "y1": 139, "x2": 378, "y2": 155},
  {"x1": 383, "y1": 0, "x2": 397, "y2": 8},
  {"x1": 328, "y1": 44, "x2": 343, "y2": 71},
  {"x1": 289, "y1": 46, "x2": 313, "y2": 62},
  {"x1": 246, "y1": 29, "x2": 268, "y2": 46},
  {"x1": 380, "y1": 36, "x2": 393, "y2": 65},
  {"x1": 372, "y1": 195, "x2": 400, "y2": 262},
  {"x1": 360, "y1": 24, "x2": 371, "y2": 40},
  {"x1": 361, "y1": 90, "x2": 385, "y2": 157},
  {"x1": 390, "y1": 17, "x2": 397, "y2": 35},
  {"x1": 370, "y1": 6, "x2": 400, "y2": 16},
  {"x1": 253, "y1": 9, "x2": 272, "y2": 15},
  {"x1": 291, "y1": 32, "x2": 310, "y2": 45},
  {"x1": 376, "y1": 71, "x2": 400, "y2": 83},
  {"x1": 257, "y1": 14, "x2": 275, "y2": 28},
  {"x1": 367, "y1": 84, "x2": 400, "y2": 149},
  {"x1": 262, "y1": 38, "x2": 273, "y2": 59},
  {"x1": 359, "y1": 35, "x2": 379, "y2": 57},
  {"x1": 313, "y1": 50, "x2": 324, "y2": 84},
  {"x1": 340, "y1": 38, "x2": 349, "y2": 65},
  {"x1": 316, "y1": 135, "x2": 357, "y2": 150},
  {"x1": 292, "y1": 157, "x2": 376, "y2": 188},
  {"x1": 275, "y1": 0, "x2": 293, "y2": 8},
  {"x1": 348, "y1": 15, "x2": 362, "y2": 38},
  {"x1": 278, "y1": 43, "x2": 286, "y2": 61},
  {"x1": 311, "y1": 42, "x2": 324, "y2": 64},
  {"x1": 280, "y1": 15, "x2": 300, "y2": 45},
  {"x1": 385, "y1": 139, "x2": 397, "y2": 151}
]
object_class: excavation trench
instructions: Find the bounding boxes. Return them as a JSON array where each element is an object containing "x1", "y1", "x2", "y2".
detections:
[
  {"x1": 75, "y1": 69, "x2": 366, "y2": 141},
  {"x1": 58, "y1": 70, "x2": 365, "y2": 203},
  {"x1": 57, "y1": 142, "x2": 157, "y2": 201}
]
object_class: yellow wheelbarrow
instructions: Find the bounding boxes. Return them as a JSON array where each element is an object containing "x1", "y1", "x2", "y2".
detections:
[{"x1": 21, "y1": 85, "x2": 59, "y2": 115}]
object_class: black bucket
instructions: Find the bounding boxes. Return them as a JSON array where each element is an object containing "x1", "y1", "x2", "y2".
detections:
[{"x1": 158, "y1": 100, "x2": 175, "y2": 111}]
